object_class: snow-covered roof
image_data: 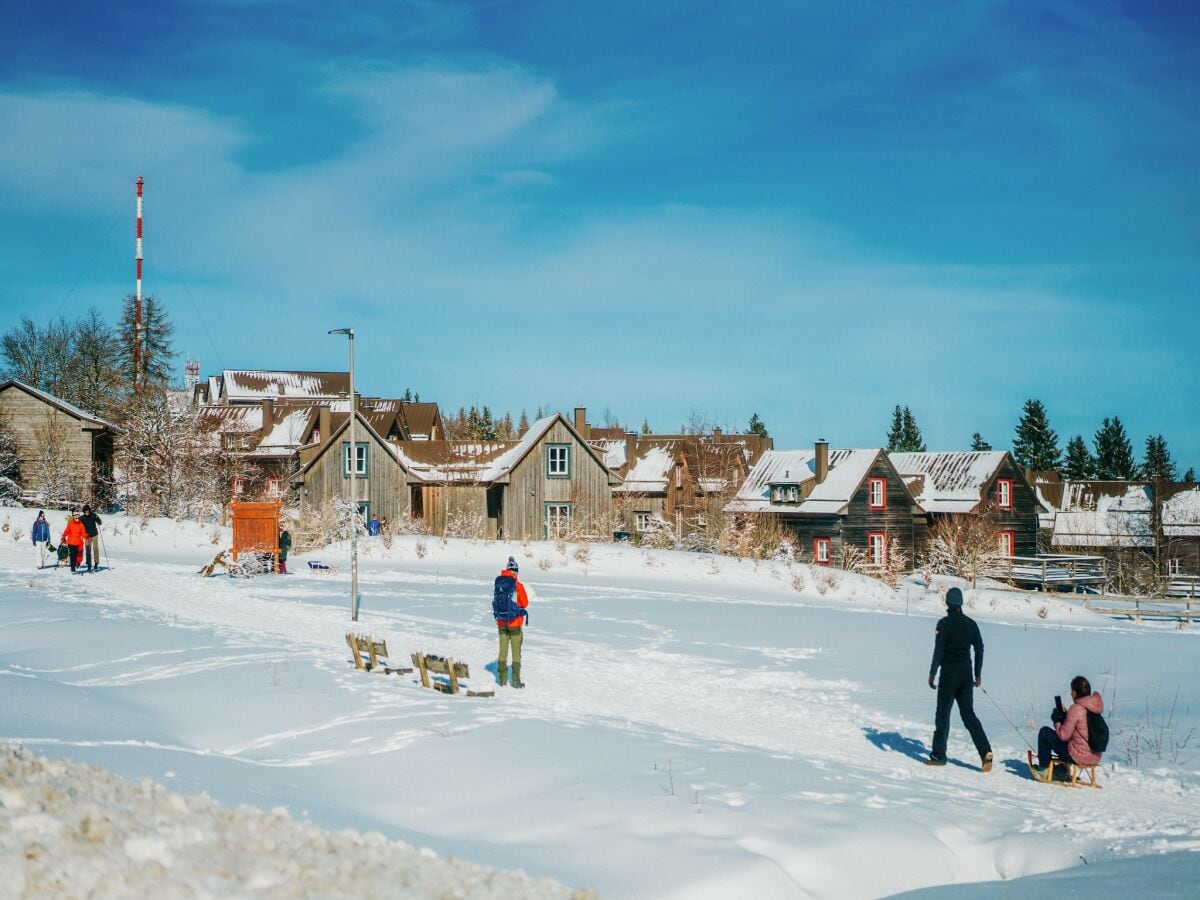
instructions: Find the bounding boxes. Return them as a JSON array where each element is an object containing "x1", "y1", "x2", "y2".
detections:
[
  {"x1": 591, "y1": 439, "x2": 627, "y2": 471},
  {"x1": 725, "y1": 448, "x2": 881, "y2": 515},
  {"x1": 1164, "y1": 486, "x2": 1200, "y2": 538},
  {"x1": 1051, "y1": 483, "x2": 1153, "y2": 548},
  {"x1": 0, "y1": 380, "x2": 117, "y2": 431},
  {"x1": 889, "y1": 451, "x2": 1008, "y2": 513},
  {"x1": 220, "y1": 370, "x2": 350, "y2": 404},
  {"x1": 257, "y1": 407, "x2": 316, "y2": 451},
  {"x1": 615, "y1": 444, "x2": 675, "y2": 494}
]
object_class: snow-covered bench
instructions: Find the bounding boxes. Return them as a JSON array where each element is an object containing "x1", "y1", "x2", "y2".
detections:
[
  {"x1": 345, "y1": 633, "x2": 411, "y2": 675},
  {"x1": 410, "y1": 652, "x2": 493, "y2": 697}
]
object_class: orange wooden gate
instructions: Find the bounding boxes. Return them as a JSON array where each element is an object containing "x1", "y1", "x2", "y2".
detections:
[{"x1": 230, "y1": 500, "x2": 281, "y2": 569}]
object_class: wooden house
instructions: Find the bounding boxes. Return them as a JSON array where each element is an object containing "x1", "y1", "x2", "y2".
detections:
[
  {"x1": 888, "y1": 451, "x2": 1041, "y2": 557},
  {"x1": 395, "y1": 413, "x2": 621, "y2": 540},
  {"x1": 726, "y1": 442, "x2": 922, "y2": 567},
  {"x1": 0, "y1": 380, "x2": 118, "y2": 507}
]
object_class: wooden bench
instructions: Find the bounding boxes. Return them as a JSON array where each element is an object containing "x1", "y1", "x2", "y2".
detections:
[
  {"x1": 1086, "y1": 597, "x2": 1200, "y2": 623},
  {"x1": 345, "y1": 633, "x2": 412, "y2": 674},
  {"x1": 410, "y1": 652, "x2": 493, "y2": 697}
]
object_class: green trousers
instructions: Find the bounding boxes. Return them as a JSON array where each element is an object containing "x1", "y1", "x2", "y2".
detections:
[{"x1": 497, "y1": 625, "x2": 523, "y2": 685}]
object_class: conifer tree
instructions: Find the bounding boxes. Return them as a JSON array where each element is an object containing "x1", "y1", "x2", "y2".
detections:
[
  {"x1": 641, "y1": 419, "x2": 651, "y2": 435},
  {"x1": 402, "y1": 388, "x2": 413, "y2": 402},
  {"x1": 970, "y1": 433, "x2": 992, "y2": 451},
  {"x1": 886, "y1": 405, "x2": 925, "y2": 452},
  {"x1": 119, "y1": 294, "x2": 175, "y2": 390},
  {"x1": 1063, "y1": 435, "x2": 1095, "y2": 480},
  {"x1": 1012, "y1": 399, "x2": 1060, "y2": 471},
  {"x1": 1093, "y1": 416, "x2": 1137, "y2": 479},
  {"x1": 518, "y1": 411, "x2": 529, "y2": 435},
  {"x1": 886, "y1": 405, "x2": 905, "y2": 451},
  {"x1": 1184, "y1": 467, "x2": 1196, "y2": 483},
  {"x1": 499, "y1": 412, "x2": 514, "y2": 440},
  {"x1": 901, "y1": 407, "x2": 926, "y2": 452},
  {"x1": 1141, "y1": 434, "x2": 1177, "y2": 481},
  {"x1": 479, "y1": 406, "x2": 497, "y2": 440},
  {"x1": 748, "y1": 412, "x2": 769, "y2": 437}
]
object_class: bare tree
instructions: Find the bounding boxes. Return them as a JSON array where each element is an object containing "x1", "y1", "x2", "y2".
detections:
[
  {"x1": 30, "y1": 412, "x2": 85, "y2": 507},
  {"x1": 919, "y1": 513, "x2": 1007, "y2": 586}
]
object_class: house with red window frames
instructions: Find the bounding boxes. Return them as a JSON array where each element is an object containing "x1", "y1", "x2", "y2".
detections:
[
  {"x1": 889, "y1": 450, "x2": 1041, "y2": 557},
  {"x1": 725, "y1": 441, "x2": 923, "y2": 567}
]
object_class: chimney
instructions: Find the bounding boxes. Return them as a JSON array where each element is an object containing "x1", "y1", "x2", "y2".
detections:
[
  {"x1": 815, "y1": 439, "x2": 829, "y2": 485},
  {"x1": 261, "y1": 397, "x2": 275, "y2": 442},
  {"x1": 318, "y1": 404, "x2": 331, "y2": 446},
  {"x1": 625, "y1": 430, "x2": 637, "y2": 471},
  {"x1": 574, "y1": 406, "x2": 590, "y2": 440}
]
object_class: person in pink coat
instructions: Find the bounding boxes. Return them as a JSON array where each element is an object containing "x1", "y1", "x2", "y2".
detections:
[{"x1": 1034, "y1": 675, "x2": 1104, "y2": 772}]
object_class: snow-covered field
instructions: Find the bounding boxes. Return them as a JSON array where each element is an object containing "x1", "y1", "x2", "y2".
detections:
[{"x1": 2, "y1": 506, "x2": 1199, "y2": 898}]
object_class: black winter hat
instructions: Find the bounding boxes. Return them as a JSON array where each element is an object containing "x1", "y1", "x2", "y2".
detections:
[
  {"x1": 946, "y1": 587, "x2": 964, "y2": 607},
  {"x1": 506, "y1": 556, "x2": 518, "y2": 572}
]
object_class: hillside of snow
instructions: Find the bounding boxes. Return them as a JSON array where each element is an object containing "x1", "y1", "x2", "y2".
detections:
[{"x1": 1, "y1": 506, "x2": 1199, "y2": 897}]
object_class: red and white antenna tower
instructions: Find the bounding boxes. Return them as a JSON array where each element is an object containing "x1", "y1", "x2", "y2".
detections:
[
  {"x1": 184, "y1": 358, "x2": 201, "y2": 388},
  {"x1": 134, "y1": 176, "x2": 144, "y2": 390}
]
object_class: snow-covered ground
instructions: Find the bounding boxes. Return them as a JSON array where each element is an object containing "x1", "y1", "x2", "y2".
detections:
[{"x1": 2, "y1": 506, "x2": 1199, "y2": 898}]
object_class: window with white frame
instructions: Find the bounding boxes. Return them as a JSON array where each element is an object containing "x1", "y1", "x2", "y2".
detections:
[
  {"x1": 814, "y1": 537, "x2": 831, "y2": 565},
  {"x1": 868, "y1": 477, "x2": 887, "y2": 510},
  {"x1": 343, "y1": 442, "x2": 368, "y2": 477},
  {"x1": 867, "y1": 532, "x2": 887, "y2": 567},
  {"x1": 231, "y1": 476, "x2": 246, "y2": 497},
  {"x1": 634, "y1": 511, "x2": 653, "y2": 533},
  {"x1": 547, "y1": 444, "x2": 571, "y2": 477},
  {"x1": 997, "y1": 530, "x2": 1015, "y2": 557},
  {"x1": 1168, "y1": 558, "x2": 1182, "y2": 576},
  {"x1": 545, "y1": 503, "x2": 571, "y2": 538},
  {"x1": 996, "y1": 478, "x2": 1013, "y2": 510},
  {"x1": 265, "y1": 477, "x2": 284, "y2": 498}
]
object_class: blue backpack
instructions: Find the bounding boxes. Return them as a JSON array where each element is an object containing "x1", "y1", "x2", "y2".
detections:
[{"x1": 493, "y1": 574, "x2": 526, "y2": 623}]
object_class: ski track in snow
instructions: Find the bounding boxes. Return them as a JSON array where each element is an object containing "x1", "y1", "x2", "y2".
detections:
[{"x1": 2, "y1": 513, "x2": 1200, "y2": 897}]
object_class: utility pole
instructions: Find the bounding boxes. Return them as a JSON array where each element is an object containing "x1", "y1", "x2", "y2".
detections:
[{"x1": 134, "y1": 176, "x2": 144, "y2": 391}]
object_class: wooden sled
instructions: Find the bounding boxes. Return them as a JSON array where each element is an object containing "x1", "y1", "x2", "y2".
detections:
[
  {"x1": 199, "y1": 549, "x2": 251, "y2": 578},
  {"x1": 1027, "y1": 751, "x2": 1101, "y2": 788},
  {"x1": 308, "y1": 560, "x2": 338, "y2": 575}
]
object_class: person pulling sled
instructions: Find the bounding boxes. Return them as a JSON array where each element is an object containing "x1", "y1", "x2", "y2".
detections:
[
  {"x1": 925, "y1": 587, "x2": 993, "y2": 772},
  {"x1": 493, "y1": 556, "x2": 530, "y2": 688}
]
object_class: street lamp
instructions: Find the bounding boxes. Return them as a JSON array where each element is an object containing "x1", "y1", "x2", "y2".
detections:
[{"x1": 328, "y1": 327, "x2": 359, "y2": 621}]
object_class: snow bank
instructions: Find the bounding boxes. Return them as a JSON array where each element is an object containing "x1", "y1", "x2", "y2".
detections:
[{"x1": 0, "y1": 744, "x2": 590, "y2": 899}]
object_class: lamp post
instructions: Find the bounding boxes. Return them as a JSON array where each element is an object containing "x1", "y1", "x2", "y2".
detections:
[{"x1": 329, "y1": 327, "x2": 359, "y2": 621}]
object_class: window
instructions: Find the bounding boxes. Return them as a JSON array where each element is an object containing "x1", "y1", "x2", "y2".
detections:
[
  {"x1": 357, "y1": 501, "x2": 370, "y2": 523},
  {"x1": 772, "y1": 485, "x2": 801, "y2": 504},
  {"x1": 995, "y1": 478, "x2": 1013, "y2": 510},
  {"x1": 868, "y1": 478, "x2": 887, "y2": 510},
  {"x1": 867, "y1": 532, "x2": 887, "y2": 567},
  {"x1": 342, "y1": 442, "x2": 368, "y2": 477},
  {"x1": 547, "y1": 444, "x2": 571, "y2": 478},
  {"x1": 634, "y1": 511, "x2": 653, "y2": 533},
  {"x1": 265, "y1": 477, "x2": 284, "y2": 498},
  {"x1": 1167, "y1": 558, "x2": 1182, "y2": 576},
  {"x1": 997, "y1": 530, "x2": 1015, "y2": 557},
  {"x1": 231, "y1": 476, "x2": 245, "y2": 497},
  {"x1": 813, "y1": 537, "x2": 831, "y2": 565},
  {"x1": 223, "y1": 433, "x2": 254, "y2": 451},
  {"x1": 545, "y1": 503, "x2": 571, "y2": 538}
]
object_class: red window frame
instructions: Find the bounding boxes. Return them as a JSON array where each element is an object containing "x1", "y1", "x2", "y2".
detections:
[
  {"x1": 997, "y1": 530, "x2": 1015, "y2": 557},
  {"x1": 813, "y1": 537, "x2": 831, "y2": 565},
  {"x1": 868, "y1": 477, "x2": 887, "y2": 510},
  {"x1": 867, "y1": 531, "x2": 887, "y2": 567},
  {"x1": 995, "y1": 478, "x2": 1013, "y2": 510},
  {"x1": 231, "y1": 476, "x2": 246, "y2": 497}
]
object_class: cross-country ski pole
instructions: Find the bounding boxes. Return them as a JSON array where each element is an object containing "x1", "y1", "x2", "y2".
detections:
[{"x1": 99, "y1": 531, "x2": 111, "y2": 572}]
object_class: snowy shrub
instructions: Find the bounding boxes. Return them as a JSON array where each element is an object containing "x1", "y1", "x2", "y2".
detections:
[
  {"x1": 11, "y1": 525, "x2": 23, "y2": 542},
  {"x1": 537, "y1": 554, "x2": 553, "y2": 571},
  {"x1": 1037, "y1": 606, "x2": 1048, "y2": 619},
  {"x1": 791, "y1": 570, "x2": 808, "y2": 593},
  {"x1": 918, "y1": 514, "x2": 1007, "y2": 587},
  {"x1": 415, "y1": 539, "x2": 427, "y2": 559},
  {"x1": 639, "y1": 516, "x2": 677, "y2": 550},
  {"x1": 838, "y1": 544, "x2": 869, "y2": 575},
  {"x1": 707, "y1": 556, "x2": 721, "y2": 575},
  {"x1": 443, "y1": 510, "x2": 486, "y2": 541},
  {"x1": 573, "y1": 544, "x2": 592, "y2": 570},
  {"x1": 881, "y1": 542, "x2": 910, "y2": 588},
  {"x1": 555, "y1": 538, "x2": 568, "y2": 559},
  {"x1": 814, "y1": 568, "x2": 839, "y2": 595},
  {"x1": 293, "y1": 498, "x2": 362, "y2": 553},
  {"x1": 773, "y1": 537, "x2": 797, "y2": 564}
]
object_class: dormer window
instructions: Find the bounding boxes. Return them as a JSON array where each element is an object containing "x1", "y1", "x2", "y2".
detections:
[
  {"x1": 868, "y1": 478, "x2": 887, "y2": 510},
  {"x1": 770, "y1": 484, "x2": 801, "y2": 504},
  {"x1": 995, "y1": 478, "x2": 1013, "y2": 510}
]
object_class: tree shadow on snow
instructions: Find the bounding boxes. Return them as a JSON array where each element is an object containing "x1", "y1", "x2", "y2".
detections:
[{"x1": 861, "y1": 728, "x2": 978, "y2": 770}]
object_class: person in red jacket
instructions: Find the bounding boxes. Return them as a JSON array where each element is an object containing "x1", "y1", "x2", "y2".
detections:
[
  {"x1": 60, "y1": 515, "x2": 87, "y2": 573},
  {"x1": 1033, "y1": 675, "x2": 1104, "y2": 775},
  {"x1": 494, "y1": 556, "x2": 530, "y2": 689}
]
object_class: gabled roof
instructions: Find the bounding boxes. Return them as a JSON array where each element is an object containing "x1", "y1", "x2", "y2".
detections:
[
  {"x1": 726, "y1": 448, "x2": 884, "y2": 515},
  {"x1": 399, "y1": 402, "x2": 442, "y2": 440},
  {"x1": 0, "y1": 380, "x2": 118, "y2": 431},
  {"x1": 609, "y1": 433, "x2": 766, "y2": 495},
  {"x1": 218, "y1": 370, "x2": 350, "y2": 404},
  {"x1": 889, "y1": 451, "x2": 1010, "y2": 513},
  {"x1": 1048, "y1": 481, "x2": 1200, "y2": 546},
  {"x1": 296, "y1": 411, "x2": 417, "y2": 480}
]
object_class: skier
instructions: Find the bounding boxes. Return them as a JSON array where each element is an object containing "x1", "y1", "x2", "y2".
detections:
[
  {"x1": 1032, "y1": 675, "x2": 1104, "y2": 777},
  {"x1": 925, "y1": 587, "x2": 993, "y2": 771},
  {"x1": 79, "y1": 504, "x2": 103, "y2": 572},
  {"x1": 60, "y1": 515, "x2": 86, "y2": 574},
  {"x1": 277, "y1": 527, "x2": 292, "y2": 574},
  {"x1": 31, "y1": 510, "x2": 51, "y2": 567},
  {"x1": 493, "y1": 556, "x2": 530, "y2": 689}
]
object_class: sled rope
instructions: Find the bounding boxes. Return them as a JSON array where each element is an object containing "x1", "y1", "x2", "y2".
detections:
[{"x1": 980, "y1": 687, "x2": 1034, "y2": 752}]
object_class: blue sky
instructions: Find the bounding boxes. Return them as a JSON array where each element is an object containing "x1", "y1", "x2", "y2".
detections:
[{"x1": 2, "y1": 1, "x2": 1198, "y2": 467}]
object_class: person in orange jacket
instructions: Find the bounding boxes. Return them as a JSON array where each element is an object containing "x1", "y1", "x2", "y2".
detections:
[
  {"x1": 493, "y1": 556, "x2": 530, "y2": 688},
  {"x1": 60, "y1": 515, "x2": 87, "y2": 573}
]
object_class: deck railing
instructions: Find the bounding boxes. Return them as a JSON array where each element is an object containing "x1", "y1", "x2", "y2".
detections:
[{"x1": 1001, "y1": 555, "x2": 1107, "y2": 591}]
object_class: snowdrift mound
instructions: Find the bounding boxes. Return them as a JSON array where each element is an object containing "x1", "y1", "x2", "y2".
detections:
[{"x1": 0, "y1": 743, "x2": 593, "y2": 899}]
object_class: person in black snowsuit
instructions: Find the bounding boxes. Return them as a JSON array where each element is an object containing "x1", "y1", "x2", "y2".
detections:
[
  {"x1": 926, "y1": 587, "x2": 992, "y2": 771},
  {"x1": 79, "y1": 504, "x2": 103, "y2": 572}
]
